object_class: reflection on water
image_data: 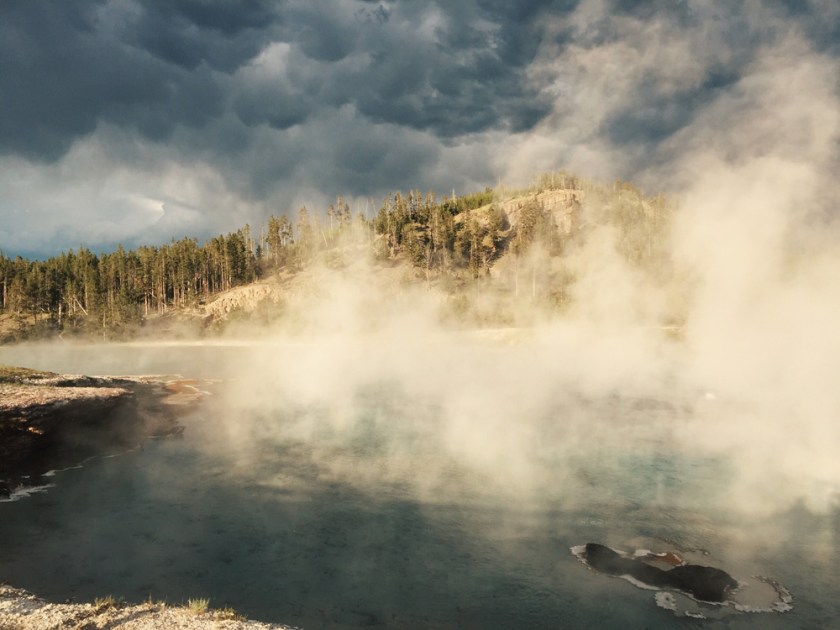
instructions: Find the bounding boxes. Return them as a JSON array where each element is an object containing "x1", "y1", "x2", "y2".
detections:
[{"x1": 0, "y1": 343, "x2": 838, "y2": 628}]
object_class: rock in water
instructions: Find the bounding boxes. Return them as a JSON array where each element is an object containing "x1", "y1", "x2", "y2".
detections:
[
  {"x1": 583, "y1": 543, "x2": 672, "y2": 588},
  {"x1": 581, "y1": 543, "x2": 737, "y2": 602},
  {"x1": 666, "y1": 564, "x2": 739, "y2": 603}
]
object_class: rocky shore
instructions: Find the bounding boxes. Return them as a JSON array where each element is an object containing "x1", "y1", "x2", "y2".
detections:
[
  {"x1": 0, "y1": 366, "x2": 294, "y2": 629},
  {"x1": 0, "y1": 586, "x2": 294, "y2": 629},
  {"x1": 0, "y1": 366, "x2": 195, "y2": 500}
]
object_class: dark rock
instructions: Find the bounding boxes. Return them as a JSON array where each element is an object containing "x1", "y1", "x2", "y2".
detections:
[
  {"x1": 667, "y1": 564, "x2": 739, "y2": 603},
  {"x1": 582, "y1": 543, "x2": 738, "y2": 603}
]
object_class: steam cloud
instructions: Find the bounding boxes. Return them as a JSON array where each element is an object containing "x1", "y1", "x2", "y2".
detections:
[
  {"x1": 189, "y1": 5, "x2": 840, "y2": 547},
  {"x1": 2, "y1": 1, "x2": 838, "y2": 571}
]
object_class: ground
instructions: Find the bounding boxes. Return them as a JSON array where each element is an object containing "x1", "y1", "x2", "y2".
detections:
[{"x1": 0, "y1": 586, "x2": 294, "y2": 630}]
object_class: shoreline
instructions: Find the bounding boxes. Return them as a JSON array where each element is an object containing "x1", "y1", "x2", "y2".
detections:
[
  {"x1": 0, "y1": 585, "x2": 295, "y2": 629},
  {"x1": 0, "y1": 366, "x2": 199, "y2": 501},
  {"x1": 0, "y1": 368, "x2": 297, "y2": 628}
]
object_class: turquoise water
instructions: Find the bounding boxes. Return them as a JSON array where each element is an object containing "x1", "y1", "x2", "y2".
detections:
[{"x1": 0, "y1": 343, "x2": 838, "y2": 628}]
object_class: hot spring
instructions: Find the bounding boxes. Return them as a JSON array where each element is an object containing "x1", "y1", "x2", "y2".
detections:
[{"x1": 0, "y1": 337, "x2": 838, "y2": 629}]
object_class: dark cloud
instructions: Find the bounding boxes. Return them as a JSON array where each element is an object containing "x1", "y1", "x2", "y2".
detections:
[
  {"x1": 476, "y1": 0, "x2": 577, "y2": 65},
  {"x1": 0, "y1": 0, "x2": 567, "y2": 164},
  {"x1": 0, "y1": 0, "x2": 278, "y2": 160},
  {"x1": 603, "y1": 63, "x2": 743, "y2": 147},
  {"x1": 123, "y1": 0, "x2": 282, "y2": 71},
  {"x1": 150, "y1": 0, "x2": 280, "y2": 37},
  {"x1": 609, "y1": 0, "x2": 693, "y2": 23},
  {"x1": 284, "y1": 4, "x2": 355, "y2": 63},
  {"x1": 232, "y1": 76, "x2": 312, "y2": 131},
  {"x1": 0, "y1": 0, "x2": 837, "y2": 256},
  {"x1": 229, "y1": 1, "x2": 565, "y2": 137},
  {"x1": 774, "y1": 0, "x2": 840, "y2": 54},
  {"x1": 0, "y1": 1, "x2": 105, "y2": 160}
]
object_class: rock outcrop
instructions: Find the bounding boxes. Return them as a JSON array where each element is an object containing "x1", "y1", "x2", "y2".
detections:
[{"x1": 203, "y1": 282, "x2": 283, "y2": 319}]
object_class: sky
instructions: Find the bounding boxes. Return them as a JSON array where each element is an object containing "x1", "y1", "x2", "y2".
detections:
[{"x1": 0, "y1": 0, "x2": 838, "y2": 257}]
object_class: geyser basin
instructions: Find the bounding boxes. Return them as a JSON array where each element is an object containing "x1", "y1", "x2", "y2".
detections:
[{"x1": 0, "y1": 341, "x2": 838, "y2": 629}]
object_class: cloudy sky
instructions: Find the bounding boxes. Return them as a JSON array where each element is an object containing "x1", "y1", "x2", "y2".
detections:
[{"x1": 0, "y1": 0, "x2": 838, "y2": 257}]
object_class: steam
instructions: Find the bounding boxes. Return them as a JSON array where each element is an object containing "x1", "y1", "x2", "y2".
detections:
[
  {"x1": 213, "y1": 317, "x2": 672, "y2": 508},
  {"x1": 2, "y1": 0, "x2": 837, "y2": 559},
  {"x1": 186, "y1": 7, "x2": 840, "y2": 538},
  {"x1": 205, "y1": 39, "x2": 840, "y2": 530},
  {"x1": 670, "y1": 41, "x2": 840, "y2": 514},
  {"x1": 486, "y1": 2, "x2": 840, "y2": 519}
]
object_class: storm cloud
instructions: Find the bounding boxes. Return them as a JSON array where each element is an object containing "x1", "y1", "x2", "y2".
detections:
[{"x1": 0, "y1": 0, "x2": 837, "y2": 255}]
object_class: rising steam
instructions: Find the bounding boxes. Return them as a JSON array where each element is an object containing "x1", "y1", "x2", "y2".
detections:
[{"x1": 3, "y1": 0, "x2": 838, "y2": 556}]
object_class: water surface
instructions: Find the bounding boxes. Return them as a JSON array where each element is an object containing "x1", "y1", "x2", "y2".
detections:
[{"x1": 0, "y1": 342, "x2": 837, "y2": 628}]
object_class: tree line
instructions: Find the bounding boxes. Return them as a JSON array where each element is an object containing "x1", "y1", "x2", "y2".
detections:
[
  {"x1": 0, "y1": 228, "x2": 259, "y2": 333},
  {"x1": 0, "y1": 171, "x2": 675, "y2": 337}
]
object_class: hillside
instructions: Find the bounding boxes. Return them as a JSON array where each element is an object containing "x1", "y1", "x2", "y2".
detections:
[{"x1": 0, "y1": 171, "x2": 681, "y2": 342}]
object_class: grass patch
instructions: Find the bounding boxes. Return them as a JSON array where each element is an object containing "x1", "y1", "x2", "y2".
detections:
[
  {"x1": 216, "y1": 605, "x2": 245, "y2": 621},
  {"x1": 187, "y1": 597, "x2": 210, "y2": 615},
  {"x1": 94, "y1": 594, "x2": 123, "y2": 609},
  {"x1": 145, "y1": 593, "x2": 168, "y2": 608}
]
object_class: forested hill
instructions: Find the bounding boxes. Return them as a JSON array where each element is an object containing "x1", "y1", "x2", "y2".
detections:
[{"x1": 0, "y1": 171, "x2": 677, "y2": 342}]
